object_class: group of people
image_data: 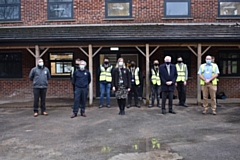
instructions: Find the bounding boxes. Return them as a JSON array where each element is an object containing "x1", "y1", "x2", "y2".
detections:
[{"x1": 29, "y1": 55, "x2": 220, "y2": 117}]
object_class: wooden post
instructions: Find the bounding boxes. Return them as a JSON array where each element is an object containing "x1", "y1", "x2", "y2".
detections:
[
  {"x1": 146, "y1": 44, "x2": 150, "y2": 105},
  {"x1": 197, "y1": 43, "x2": 202, "y2": 105},
  {"x1": 35, "y1": 45, "x2": 40, "y2": 66},
  {"x1": 88, "y1": 44, "x2": 93, "y2": 106}
]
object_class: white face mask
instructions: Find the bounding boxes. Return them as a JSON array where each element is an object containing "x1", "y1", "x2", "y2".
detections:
[
  {"x1": 118, "y1": 62, "x2": 123, "y2": 66},
  {"x1": 38, "y1": 62, "x2": 44, "y2": 66},
  {"x1": 79, "y1": 65, "x2": 85, "y2": 70}
]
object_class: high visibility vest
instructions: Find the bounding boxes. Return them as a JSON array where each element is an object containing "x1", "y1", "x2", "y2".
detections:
[
  {"x1": 151, "y1": 69, "x2": 161, "y2": 86},
  {"x1": 200, "y1": 63, "x2": 218, "y2": 85},
  {"x1": 129, "y1": 67, "x2": 140, "y2": 85},
  {"x1": 99, "y1": 65, "x2": 112, "y2": 82},
  {"x1": 176, "y1": 63, "x2": 186, "y2": 82}
]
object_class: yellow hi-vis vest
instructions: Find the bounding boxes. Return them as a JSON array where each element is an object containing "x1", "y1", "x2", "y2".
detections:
[
  {"x1": 129, "y1": 67, "x2": 140, "y2": 85},
  {"x1": 99, "y1": 65, "x2": 112, "y2": 82},
  {"x1": 176, "y1": 63, "x2": 186, "y2": 82},
  {"x1": 151, "y1": 69, "x2": 161, "y2": 86},
  {"x1": 200, "y1": 63, "x2": 218, "y2": 85}
]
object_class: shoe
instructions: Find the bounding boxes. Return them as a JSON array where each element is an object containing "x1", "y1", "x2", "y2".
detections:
[
  {"x1": 135, "y1": 104, "x2": 140, "y2": 108},
  {"x1": 169, "y1": 110, "x2": 176, "y2": 114},
  {"x1": 33, "y1": 113, "x2": 38, "y2": 117},
  {"x1": 212, "y1": 111, "x2": 217, "y2": 115},
  {"x1": 119, "y1": 111, "x2": 122, "y2": 115},
  {"x1": 99, "y1": 105, "x2": 103, "y2": 108},
  {"x1": 81, "y1": 113, "x2": 87, "y2": 117},
  {"x1": 182, "y1": 104, "x2": 188, "y2": 107},
  {"x1": 202, "y1": 110, "x2": 207, "y2": 114},
  {"x1": 106, "y1": 105, "x2": 111, "y2": 108},
  {"x1": 122, "y1": 110, "x2": 125, "y2": 115},
  {"x1": 127, "y1": 104, "x2": 131, "y2": 108},
  {"x1": 162, "y1": 110, "x2": 166, "y2": 115},
  {"x1": 41, "y1": 112, "x2": 48, "y2": 116},
  {"x1": 217, "y1": 104, "x2": 221, "y2": 107},
  {"x1": 71, "y1": 114, "x2": 77, "y2": 118},
  {"x1": 176, "y1": 103, "x2": 182, "y2": 106},
  {"x1": 157, "y1": 104, "x2": 161, "y2": 108},
  {"x1": 148, "y1": 104, "x2": 153, "y2": 108}
]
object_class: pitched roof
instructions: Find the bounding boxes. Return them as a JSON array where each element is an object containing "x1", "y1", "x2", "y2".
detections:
[{"x1": 0, "y1": 24, "x2": 239, "y2": 44}]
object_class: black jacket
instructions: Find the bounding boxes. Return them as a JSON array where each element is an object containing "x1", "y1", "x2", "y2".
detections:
[
  {"x1": 29, "y1": 66, "x2": 51, "y2": 89},
  {"x1": 112, "y1": 67, "x2": 131, "y2": 89}
]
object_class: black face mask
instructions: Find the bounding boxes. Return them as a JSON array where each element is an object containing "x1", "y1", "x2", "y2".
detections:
[
  {"x1": 131, "y1": 63, "x2": 135, "y2": 67},
  {"x1": 154, "y1": 64, "x2": 159, "y2": 66},
  {"x1": 104, "y1": 62, "x2": 109, "y2": 65}
]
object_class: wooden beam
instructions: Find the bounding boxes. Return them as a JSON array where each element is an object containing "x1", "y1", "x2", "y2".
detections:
[
  {"x1": 135, "y1": 46, "x2": 146, "y2": 57},
  {"x1": 35, "y1": 45, "x2": 40, "y2": 66},
  {"x1": 88, "y1": 44, "x2": 93, "y2": 106},
  {"x1": 39, "y1": 47, "x2": 49, "y2": 57},
  {"x1": 197, "y1": 43, "x2": 202, "y2": 105},
  {"x1": 187, "y1": 46, "x2": 197, "y2": 56},
  {"x1": 92, "y1": 47, "x2": 102, "y2": 58},
  {"x1": 145, "y1": 44, "x2": 150, "y2": 105},
  {"x1": 26, "y1": 48, "x2": 36, "y2": 58},
  {"x1": 149, "y1": 46, "x2": 160, "y2": 57},
  {"x1": 79, "y1": 47, "x2": 89, "y2": 57},
  {"x1": 201, "y1": 46, "x2": 211, "y2": 56}
]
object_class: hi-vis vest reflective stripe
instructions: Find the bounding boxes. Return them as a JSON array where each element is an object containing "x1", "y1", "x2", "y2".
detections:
[
  {"x1": 176, "y1": 64, "x2": 186, "y2": 82},
  {"x1": 200, "y1": 63, "x2": 218, "y2": 85},
  {"x1": 129, "y1": 67, "x2": 140, "y2": 85},
  {"x1": 99, "y1": 65, "x2": 112, "y2": 82},
  {"x1": 151, "y1": 69, "x2": 161, "y2": 85}
]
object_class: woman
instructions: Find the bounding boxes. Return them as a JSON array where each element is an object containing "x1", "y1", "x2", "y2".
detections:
[{"x1": 112, "y1": 58, "x2": 131, "y2": 115}]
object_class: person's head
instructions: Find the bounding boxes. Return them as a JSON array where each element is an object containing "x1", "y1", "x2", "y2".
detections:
[
  {"x1": 116, "y1": 57, "x2": 125, "y2": 68},
  {"x1": 75, "y1": 58, "x2": 81, "y2": 67},
  {"x1": 211, "y1": 56, "x2": 215, "y2": 63},
  {"x1": 38, "y1": 58, "x2": 44, "y2": 67},
  {"x1": 153, "y1": 60, "x2": 159, "y2": 68},
  {"x1": 177, "y1": 57, "x2": 183, "y2": 63},
  {"x1": 103, "y1": 57, "x2": 109, "y2": 65},
  {"x1": 130, "y1": 60, "x2": 136, "y2": 67},
  {"x1": 164, "y1": 56, "x2": 171, "y2": 65},
  {"x1": 205, "y1": 55, "x2": 212, "y2": 65},
  {"x1": 79, "y1": 60, "x2": 87, "y2": 70}
]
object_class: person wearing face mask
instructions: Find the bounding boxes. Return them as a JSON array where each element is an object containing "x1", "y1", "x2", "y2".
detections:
[
  {"x1": 29, "y1": 58, "x2": 51, "y2": 117},
  {"x1": 98, "y1": 57, "x2": 113, "y2": 108},
  {"x1": 148, "y1": 60, "x2": 161, "y2": 108},
  {"x1": 112, "y1": 58, "x2": 131, "y2": 115},
  {"x1": 71, "y1": 60, "x2": 91, "y2": 118},
  {"x1": 175, "y1": 57, "x2": 188, "y2": 107},
  {"x1": 159, "y1": 56, "x2": 178, "y2": 115},
  {"x1": 70, "y1": 58, "x2": 81, "y2": 92},
  {"x1": 127, "y1": 60, "x2": 142, "y2": 108},
  {"x1": 198, "y1": 55, "x2": 219, "y2": 115}
]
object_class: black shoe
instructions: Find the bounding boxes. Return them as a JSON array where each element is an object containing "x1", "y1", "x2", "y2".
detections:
[
  {"x1": 135, "y1": 104, "x2": 140, "y2": 108},
  {"x1": 122, "y1": 110, "x2": 125, "y2": 115},
  {"x1": 157, "y1": 104, "x2": 161, "y2": 108},
  {"x1": 71, "y1": 114, "x2": 77, "y2": 118},
  {"x1": 176, "y1": 103, "x2": 182, "y2": 106},
  {"x1": 99, "y1": 105, "x2": 103, "y2": 108},
  {"x1": 162, "y1": 110, "x2": 166, "y2": 115},
  {"x1": 182, "y1": 104, "x2": 188, "y2": 107},
  {"x1": 217, "y1": 103, "x2": 221, "y2": 107},
  {"x1": 148, "y1": 104, "x2": 153, "y2": 108},
  {"x1": 106, "y1": 105, "x2": 111, "y2": 108},
  {"x1": 127, "y1": 104, "x2": 131, "y2": 108},
  {"x1": 169, "y1": 110, "x2": 176, "y2": 114}
]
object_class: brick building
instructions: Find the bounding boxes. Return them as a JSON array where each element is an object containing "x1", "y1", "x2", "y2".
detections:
[{"x1": 0, "y1": 0, "x2": 239, "y2": 104}]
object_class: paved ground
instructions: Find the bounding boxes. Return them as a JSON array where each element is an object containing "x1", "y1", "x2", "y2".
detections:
[{"x1": 0, "y1": 98, "x2": 240, "y2": 160}]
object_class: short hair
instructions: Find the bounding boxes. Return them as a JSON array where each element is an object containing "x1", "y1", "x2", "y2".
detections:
[
  {"x1": 79, "y1": 60, "x2": 87, "y2": 66},
  {"x1": 104, "y1": 57, "x2": 109, "y2": 61},
  {"x1": 164, "y1": 56, "x2": 171, "y2": 62}
]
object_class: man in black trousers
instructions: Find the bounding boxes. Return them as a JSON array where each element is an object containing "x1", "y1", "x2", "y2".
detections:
[{"x1": 159, "y1": 56, "x2": 178, "y2": 115}]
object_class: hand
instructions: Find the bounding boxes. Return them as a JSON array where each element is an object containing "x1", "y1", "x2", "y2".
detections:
[
  {"x1": 112, "y1": 87, "x2": 116, "y2": 91},
  {"x1": 205, "y1": 79, "x2": 210, "y2": 84},
  {"x1": 175, "y1": 83, "x2": 177, "y2": 87},
  {"x1": 184, "y1": 81, "x2": 187, "y2": 86},
  {"x1": 127, "y1": 88, "x2": 131, "y2": 92},
  {"x1": 166, "y1": 81, "x2": 172, "y2": 85}
]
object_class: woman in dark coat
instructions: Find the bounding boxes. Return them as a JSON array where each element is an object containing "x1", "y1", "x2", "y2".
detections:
[{"x1": 112, "y1": 58, "x2": 131, "y2": 115}]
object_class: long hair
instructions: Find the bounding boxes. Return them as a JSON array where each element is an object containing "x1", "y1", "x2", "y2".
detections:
[{"x1": 115, "y1": 57, "x2": 126, "y2": 68}]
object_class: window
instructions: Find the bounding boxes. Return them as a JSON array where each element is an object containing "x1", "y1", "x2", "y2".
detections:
[
  {"x1": 164, "y1": 50, "x2": 191, "y2": 77},
  {"x1": 0, "y1": 0, "x2": 21, "y2": 21},
  {"x1": 218, "y1": 51, "x2": 240, "y2": 76},
  {"x1": 49, "y1": 52, "x2": 73, "y2": 77},
  {"x1": 48, "y1": 0, "x2": 73, "y2": 20},
  {"x1": 164, "y1": 0, "x2": 191, "y2": 17},
  {"x1": 105, "y1": 0, "x2": 132, "y2": 18},
  {"x1": 219, "y1": 0, "x2": 240, "y2": 17},
  {"x1": 0, "y1": 53, "x2": 22, "y2": 78}
]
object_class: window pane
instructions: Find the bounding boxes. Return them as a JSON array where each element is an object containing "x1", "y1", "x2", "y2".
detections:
[
  {"x1": 166, "y1": 2, "x2": 188, "y2": 16},
  {"x1": 220, "y1": 2, "x2": 240, "y2": 16},
  {"x1": 49, "y1": 3, "x2": 72, "y2": 18},
  {"x1": 232, "y1": 61, "x2": 237, "y2": 73},
  {"x1": 0, "y1": 6, "x2": 20, "y2": 20},
  {"x1": 49, "y1": 0, "x2": 72, "y2": 2},
  {"x1": 50, "y1": 53, "x2": 73, "y2": 60},
  {"x1": 0, "y1": 0, "x2": 20, "y2": 4},
  {"x1": 108, "y1": 3, "x2": 130, "y2": 16}
]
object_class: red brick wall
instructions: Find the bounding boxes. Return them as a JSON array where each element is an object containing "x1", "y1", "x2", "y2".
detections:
[{"x1": 0, "y1": 0, "x2": 238, "y2": 27}]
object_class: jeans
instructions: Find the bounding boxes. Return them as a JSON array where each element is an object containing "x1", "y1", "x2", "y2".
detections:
[
  {"x1": 150, "y1": 85, "x2": 161, "y2": 105},
  {"x1": 161, "y1": 91, "x2": 174, "y2": 112},
  {"x1": 73, "y1": 87, "x2": 88, "y2": 114},
  {"x1": 33, "y1": 88, "x2": 47, "y2": 113},
  {"x1": 176, "y1": 81, "x2": 186, "y2": 105},
  {"x1": 100, "y1": 82, "x2": 111, "y2": 106}
]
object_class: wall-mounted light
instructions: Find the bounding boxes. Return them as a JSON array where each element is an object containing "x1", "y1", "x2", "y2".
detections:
[{"x1": 110, "y1": 47, "x2": 119, "y2": 51}]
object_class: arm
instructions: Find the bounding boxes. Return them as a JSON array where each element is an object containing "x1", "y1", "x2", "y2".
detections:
[
  {"x1": 29, "y1": 68, "x2": 35, "y2": 81},
  {"x1": 159, "y1": 66, "x2": 167, "y2": 85},
  {"x1": 47, "y1": 68, "x2": 51, "y2": 80},
  {"x1": 88, "y1": 71, "x2": 91, "y2": 84},
  {"x1": 127, "y1": 69, "x2": 131, "y2": 91},
  {"x1": 111, "y1": 69, "x2": 116, "y2": 91},
  {"x1": 172, "y1": 65, "x2": 178, "y2": 84}
]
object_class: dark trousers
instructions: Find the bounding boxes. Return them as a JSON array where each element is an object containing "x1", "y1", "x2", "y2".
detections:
[
  {"x1": 33, "y1": 88, "x2": 47, "y2": 113},
  {"x1": 128, "y1": 84, "x2": 139, "y2": 105},
  {"x1": 73, "y1": 87, "x2": 88, "y2": 115},
  {"x1": 117, "y1": 99, "x2": 126, "y2": 111},
  {"x1": 176, "y1": 81, "x2": 186, "y2": 105},
  {"x1": 151, "y1": 85, "x2": 161, "y2": 105},
  {"x1": 161, "y1": 91, "x2": 174, "y2": 111}
]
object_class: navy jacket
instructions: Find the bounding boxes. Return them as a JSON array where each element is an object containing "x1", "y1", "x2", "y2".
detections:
[
  {"x1": 72, "y1": 69, "x2": 91, "y2": 88},
  {"x1": 159, "y1": 63, "x2": 178, "y2": 92}
]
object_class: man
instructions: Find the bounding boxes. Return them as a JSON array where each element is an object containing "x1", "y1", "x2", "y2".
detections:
[
  {"x1": 29, "y1": 58, "x2": 51, "y2": 117},
  {"x1": 70, "y1": 58, "x2": 81, "y2": 91},
  {"x1": 148, "y1": 60, "x2": 161, "y2": 108},
  {"x1": 127, "y1": 60, "x2": 142, "y2": 108},
  {"x1": 98, "y1": 57, "x2": 113, "y2": 108},
  {"x1": 211, "y1": 56, "x2": 221, "y2": 107},
  {"x1": 198, "y1": 55, "x2": 219, "y2": 115},
  {"x1": 71, "y1": 60, "x2": 91, "y2": 118},
  {"x1": 159, "y1": 56, "x2": 178, "y2": 115},
  {"x1": 175, "y1": 57, "x2": 188, "y2": 107}
]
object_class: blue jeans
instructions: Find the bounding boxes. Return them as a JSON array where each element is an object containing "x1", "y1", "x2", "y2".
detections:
[
  {"x1": 100, "y1": 82, "x2": 111, "y2": 106},
  {"x1": 73, "y1": 87, "x2": 88, "y2": 115}
]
